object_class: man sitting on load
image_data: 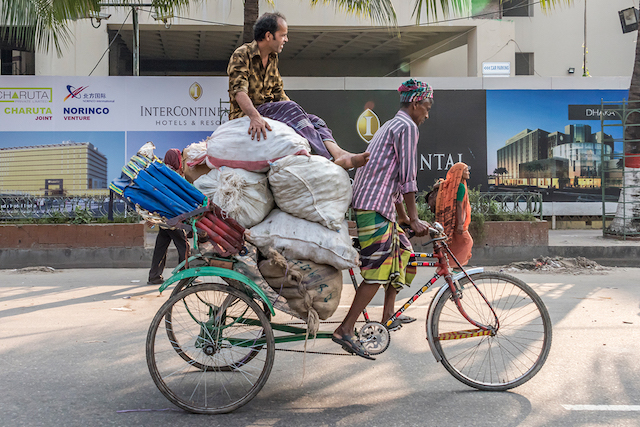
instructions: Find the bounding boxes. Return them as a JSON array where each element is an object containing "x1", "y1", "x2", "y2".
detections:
[{"x1": 227, "y1": 12, "x2": 369, "y2": 170}]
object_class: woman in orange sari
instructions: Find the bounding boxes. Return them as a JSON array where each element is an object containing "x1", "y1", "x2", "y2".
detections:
[{"x1": 435, "y1": 162, "x2": 473, "y2": 266}]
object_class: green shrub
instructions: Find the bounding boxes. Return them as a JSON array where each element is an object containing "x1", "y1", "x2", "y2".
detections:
[
  {"x1": 415, "y1": 188, "x2": 537, "y2": 240},
  {"x1": 47, "y1": 210, "x2": 69, "y2": 224},
  {"x1": 71, "y1": 207, "x2": 93, "y2": 224}
]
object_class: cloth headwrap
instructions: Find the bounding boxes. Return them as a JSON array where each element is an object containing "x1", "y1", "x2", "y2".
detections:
[
  {"x1": 398, "y1": 79, "x2": 433, "y2": 103},
  {"x1": 163, "y1": 148, "x2": 182, "y2": 172}
]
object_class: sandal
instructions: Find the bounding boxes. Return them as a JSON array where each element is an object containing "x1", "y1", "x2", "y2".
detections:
[
  {"x1": 332, "y1": 334, "x2": 375, "y2": 360},
  {"x1": 398, "y1": 314, "x2": 416, "y2": 324},
  {"x1": 386, "y1": 318, "x2": 402, "y2": 332}
]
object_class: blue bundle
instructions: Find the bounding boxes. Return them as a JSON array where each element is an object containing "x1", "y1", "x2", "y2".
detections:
[{"x1": 110, "y1": 155, "x2": 206, "y2": 219}]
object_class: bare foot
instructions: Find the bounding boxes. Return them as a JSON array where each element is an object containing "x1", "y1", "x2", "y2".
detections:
[{"x1": 334, "y1": 152, "x2": 370, "y2": 169}]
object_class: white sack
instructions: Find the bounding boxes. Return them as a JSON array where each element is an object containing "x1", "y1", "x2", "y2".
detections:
[
  {"x1": 247, "y1": 209, "x2": 359, "y2": 270},
  {"x1": 183, "y1": 140, "x2": 208, "y2": 165},
  {"x1": 268, "y1": 155, "x2": 352, "y2": 231},
  {"x1": 137, "y1": 141, "x2": 155, "y2": 158},
  {"x1": 205, "y1": 117, "x2": 311, "y2": 172},
  {"x1": 194, "y1": 166, "x2": 274, "y2": 228}
]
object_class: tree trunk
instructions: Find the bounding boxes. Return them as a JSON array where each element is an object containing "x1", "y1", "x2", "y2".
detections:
[
  {"x1": 609, "y1": 27, "x2": 640, "y2": 234},
  {"x1": 243, "y1": 0, "x2": 259, "y2": 44},
  {"x1": 609, "y1": 169, "x2": 640, "y2": 233}
]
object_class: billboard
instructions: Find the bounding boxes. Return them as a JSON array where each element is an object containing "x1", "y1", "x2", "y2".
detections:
[
  {"x1": 0, "y1": 77, "x2": 228, "y2": 184},
  {"x1": 289, "y1": 89, "x2": 487, "y2": 192},
  {"x1": 0, "y1": 76, "x2": 628, "y2": 200}
]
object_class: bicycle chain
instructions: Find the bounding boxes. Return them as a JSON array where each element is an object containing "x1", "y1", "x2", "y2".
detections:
[
  {"x1": 272, "y1": 320, "x2": 367, "y2": 356},
  {"x1": 274, "y1": 347, "x2": 355, "y2": 356},
  {"x1": 278, "y1": 320, "x2": 366, "y2": 326}
]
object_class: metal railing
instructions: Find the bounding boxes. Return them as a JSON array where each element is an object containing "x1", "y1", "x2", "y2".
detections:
[
  {"x1": 472, "y1": 191, "x2": 542, "y2": 217},
  {"x1": 2, "y1": 191, "x2": 543, "y2": 222},
  {"x1": 0, "y1": 193, "x2": 137, "y2": 221}
]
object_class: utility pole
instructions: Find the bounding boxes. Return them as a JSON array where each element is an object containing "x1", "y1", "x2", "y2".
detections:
[
  {"x1": 98, "y1": 2, "x2": 156, "y2": 76},
  {"x1": 132, "y1": 6, "x2": 139, "y2": 76},
  {"x1": 583, "y1": 0, "x2": 588, "y2": 77}
]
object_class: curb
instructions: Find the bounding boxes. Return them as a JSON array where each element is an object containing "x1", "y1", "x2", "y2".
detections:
[{"x1": 2, "y1": 245, "x2": 639, "y2": 269}]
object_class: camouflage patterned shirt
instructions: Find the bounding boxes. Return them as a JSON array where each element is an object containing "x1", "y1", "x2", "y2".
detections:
[{"x1": 227, "y1": 41, "x2": 289, "y2": 120}]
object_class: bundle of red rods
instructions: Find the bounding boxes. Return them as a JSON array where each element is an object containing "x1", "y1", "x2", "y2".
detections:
[{"x1": 194, "y1": 204, "x2": 245, "y2": 257}]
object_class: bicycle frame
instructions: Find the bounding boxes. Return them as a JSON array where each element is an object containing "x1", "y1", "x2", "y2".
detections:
[{"x1": 349, "y1": 231, "x2": 501, "y2": 361}]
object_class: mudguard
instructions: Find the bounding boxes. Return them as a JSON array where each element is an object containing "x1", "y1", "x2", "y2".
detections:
[
  {"x1": 158, "y1": 266, "x2": 275, "y2": 316},
  {"x1": 425, "y1": 267, "x2": 484, "y2": 362}
]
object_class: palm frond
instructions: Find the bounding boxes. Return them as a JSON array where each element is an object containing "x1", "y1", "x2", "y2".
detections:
[
  {"x1": 310, "y1": 0, "x2": 397, "y2": 27},
  {"x1": 412, "y1": 0, "x2": 470, "y2": 23},
  {"x1": 0, "y1": 0, "x2": 195, "y2": 55},
  {"x1": 539, "y1": 0, "x2": 574, "y2": 13},
  {"x1": 412, "y1": 0, "x2": 573, "y2": 23}
]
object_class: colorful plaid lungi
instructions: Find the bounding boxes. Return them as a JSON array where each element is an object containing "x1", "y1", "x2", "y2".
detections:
[
  {"x1": 257, "y1": 100, "x2": 334, "y2": 160},
  {"x1": 355, "y1": 210, "x2": 416, "y2": 290}
]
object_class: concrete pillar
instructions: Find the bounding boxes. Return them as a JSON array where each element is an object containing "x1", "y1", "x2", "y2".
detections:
[
  {"x1": 467, "y1": 20, "x2": 515, "y2": 77},
  {"x1": 35, "y1": 20, "x2": 109, "y2": 76}
]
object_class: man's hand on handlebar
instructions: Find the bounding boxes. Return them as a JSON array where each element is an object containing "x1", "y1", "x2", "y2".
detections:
[{"x1": 409, "y1": 218, "x2": 430, "y2": 237}]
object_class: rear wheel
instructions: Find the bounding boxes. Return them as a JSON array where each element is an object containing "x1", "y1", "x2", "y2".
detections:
[
  {"x1": 146, "y1": 283, "x2": 275, "y2": 414},
  {"x1": 169, "y1": 275, "x2": 271, "y2": 370},
  {"x1": 431, "y1": 272, "x2": 552, "y2": 391}
]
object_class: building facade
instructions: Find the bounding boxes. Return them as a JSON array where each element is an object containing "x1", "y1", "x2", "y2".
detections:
[
  {"x1": 497, "y1": 124, "x2": 614, "y2": 188},
  {"x1": 0, "y1": 0, "x2": 635, "y2": 79},
  {"x1": 0, "y1": 142, "x2": 107, "y2": 195}
]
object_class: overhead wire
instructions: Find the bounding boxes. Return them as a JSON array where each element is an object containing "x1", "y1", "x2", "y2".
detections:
[
  {"x1": 88, "y1": 0, "x2": 550, "y2": 77},
  {"x1": 88, "y1": 7, "x2": 133, "y2": 76}
]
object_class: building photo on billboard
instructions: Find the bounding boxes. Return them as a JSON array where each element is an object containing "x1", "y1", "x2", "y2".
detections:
[{"x1": 487, "y1": 89, "x2": 627, "y2": 202}]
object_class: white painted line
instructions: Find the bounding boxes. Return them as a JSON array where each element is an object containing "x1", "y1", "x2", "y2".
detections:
[{"x1": 562, "y1": 405, "x2": 640, "y2": 411}]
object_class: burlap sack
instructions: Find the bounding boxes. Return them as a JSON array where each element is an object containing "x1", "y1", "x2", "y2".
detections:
[
  {"x1": 183, "y1": 163, "x2": 211, "y2": 184},
  {"x1": 260, "y1": 254, "x2": 343, "y2": 321},
  {"x1": 258, "y1": 253, "x2": 303, "y2": 289}
]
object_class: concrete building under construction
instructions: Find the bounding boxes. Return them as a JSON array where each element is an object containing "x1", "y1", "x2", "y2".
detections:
[{"x1": 0, "y1": 142, "x2": 107, "y2": 195}]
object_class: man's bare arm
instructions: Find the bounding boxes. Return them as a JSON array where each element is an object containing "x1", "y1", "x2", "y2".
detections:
[
  {"x1": 235, "y1": 91, "x2": 272, "y2": 141},
  {"x1": 398, "y1": 192, "x2": 429, "y2": 237}
]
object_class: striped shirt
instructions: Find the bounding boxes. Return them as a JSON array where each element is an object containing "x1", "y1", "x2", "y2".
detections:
[{"x1": 352, "y1": 110, "x2": 420, "y2": 222}]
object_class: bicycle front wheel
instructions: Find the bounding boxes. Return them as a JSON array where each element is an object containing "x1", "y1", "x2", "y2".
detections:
[
  {"x1": 431, "y1": 272, "x2": 552, "y2": 391},
  {"x1": 146, "y1": 283, "x2": 275, "y2": 414}
]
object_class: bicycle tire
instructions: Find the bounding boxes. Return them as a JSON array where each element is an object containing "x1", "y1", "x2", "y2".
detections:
[
  {"x1": 147, "y1": 283, "x2": 275, "y2": 414},
  {"x1": 169, "y1": 276, "x2": 271, "y2": 371},
  {"x1": 430, "y1": 272, "x2": 552, "y2": 391}
]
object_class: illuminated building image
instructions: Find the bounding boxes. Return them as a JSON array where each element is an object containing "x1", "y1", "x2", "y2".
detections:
[
  {"x1": 0, "y1": 142, "x2": 107, "y2": 195},
  {"x1": 496, "y1": 124, "x2": 613, "y2": 188}
]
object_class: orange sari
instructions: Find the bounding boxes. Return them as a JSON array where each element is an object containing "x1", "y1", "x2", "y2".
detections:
[{"x1": 435, "y1": 162, "x2": 473, "y2": 266}]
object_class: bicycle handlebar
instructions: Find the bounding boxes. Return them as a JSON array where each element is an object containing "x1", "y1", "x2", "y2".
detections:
[{"x1": 402, "y1": 222, "x2": 446, "y2": 239}]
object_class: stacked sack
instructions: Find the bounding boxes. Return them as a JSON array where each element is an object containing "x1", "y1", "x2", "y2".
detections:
[{"x1": 184, "y1": 117, "x2": 359, "y2": 328}]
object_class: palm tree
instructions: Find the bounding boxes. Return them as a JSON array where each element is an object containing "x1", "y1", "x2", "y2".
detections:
[
  {"x1": 0, "y1": 0, "x2": 190, "y2": 55},
  {"x1": 243, "y1": 0, "x2": 260, "y2": 44},
  {"x1": 493, "y1": 167, "x2": 508, "y2": 186},
  {"x1": 241, "y1": 0, "x2": 398, "y2": 44},
  {"x1": 609, "y1": 31, "x2": 640, "y2": 233},
  {"x1": 0, "y1": 0, "x2": 399, "y2": 54},
  {"x1": 3, "y1": 1, "x2": 570, "y2": 55}
]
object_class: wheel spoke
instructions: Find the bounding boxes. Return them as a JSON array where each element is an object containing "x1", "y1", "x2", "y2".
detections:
[
  {"x1": 433, "y1": 272, "x2": 552, "y2": 391},
  {"x1": 147, "y1": 282, "x2": 275, "y2": 414}
]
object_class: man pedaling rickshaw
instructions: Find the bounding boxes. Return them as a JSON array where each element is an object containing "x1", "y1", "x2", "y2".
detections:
[{"x1": 332, "y1": 80, "x2": 434, "y2": 360}]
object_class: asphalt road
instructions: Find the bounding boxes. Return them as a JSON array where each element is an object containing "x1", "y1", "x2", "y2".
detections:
[{"x1": 1, "y1": 266, "x2": 639, "y2": 427}]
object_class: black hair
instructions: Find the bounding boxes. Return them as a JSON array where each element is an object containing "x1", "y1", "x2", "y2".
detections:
[
  {"x1": 400, "y1": 98, "x2": 433, "y2": 109},
  {"x1": 254, "y1": 12, "x2": 286, "y2": 41}
]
